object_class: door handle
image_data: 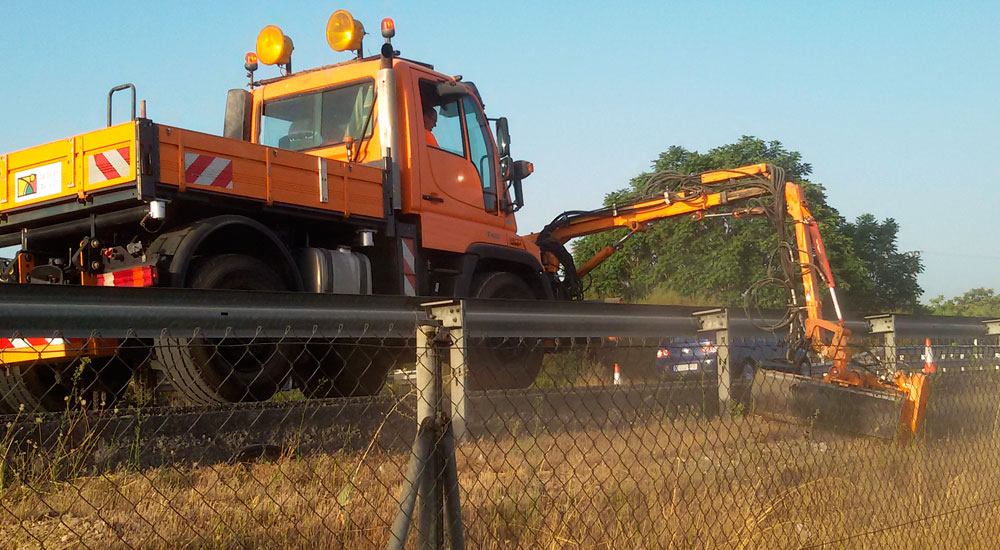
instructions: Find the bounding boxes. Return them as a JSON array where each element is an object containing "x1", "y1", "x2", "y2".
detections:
[{"x1": 422, "y1": 194, "x2": 445, "y2": 203}]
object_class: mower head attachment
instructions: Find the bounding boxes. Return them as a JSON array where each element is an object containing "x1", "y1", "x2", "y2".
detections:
[{"x1": 751, "y1": 369, "x2": 928, "y2": 440}]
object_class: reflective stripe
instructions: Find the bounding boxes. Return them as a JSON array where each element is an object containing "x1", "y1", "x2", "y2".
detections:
[
  {"x1": 184, "y1": 153, "x2": 234, "y2": 189},
  {"x1": 0, "y1": 337, "x2": 74, "y2": 350},
  {"x1": 401, "y1": 238, "x2": 416, "y2": 296},
  {"x1": 96, "y1": 266, "x2": 158, "y2": 288},
  {"x1": 87, "y1": 147, "x2": 131, "y2": 183}
]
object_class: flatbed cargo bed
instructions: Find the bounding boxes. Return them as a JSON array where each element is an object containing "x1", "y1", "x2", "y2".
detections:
[{"x1": 0, "y1": 120, "x2": 385, "y2": 239}]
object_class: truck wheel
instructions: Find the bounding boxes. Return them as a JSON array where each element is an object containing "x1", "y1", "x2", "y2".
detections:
[
  {"x1": 294, "y1": 344, "x2": 400, "y2": 398},
  {"x1": 0, "y1": 353, "x2": 134, "y2": 413},
  {"x1": 468, "y1": 272, "x2": 544, "y2": 390},
  {"x1": 154, "y1": 254, "x2": 293, "y2": 403},
  {"x1": 0, "y1": 363, "x2": 70, "y2": 413}
]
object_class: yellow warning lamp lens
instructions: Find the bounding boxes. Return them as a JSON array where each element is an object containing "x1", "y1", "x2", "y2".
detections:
[
  {"x1": 256, "y1": 25, "x2": 294, "y2": 66},
  {"x1": 326, "y1": 9, "x2": 365, "y2": 52}
]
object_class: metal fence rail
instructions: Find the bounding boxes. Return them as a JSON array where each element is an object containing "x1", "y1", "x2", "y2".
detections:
[{"x1": 1, "y1": 288, "x2": 999, "y2": 549}]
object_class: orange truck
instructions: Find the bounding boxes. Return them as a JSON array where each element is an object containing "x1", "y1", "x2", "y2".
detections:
[
  {"x1": 0, "y1": 12, "x2": 549, "y2": 408},
  {"x1": 0, "y1": 11, "x2": 926, "y2": 436}
]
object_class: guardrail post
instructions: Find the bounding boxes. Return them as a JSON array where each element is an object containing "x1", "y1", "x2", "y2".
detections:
[
  {"x1": 866, "y1": 314, "x2": 897, "y2": 372},
  {"x1": 426, "y1": 301, "x2": 468, "y2": 442},
  {"x1": 987, "y1": 320, "x2": 1000, "y2": 367},
  {"x1": 987, "y1": 320, "x2": 1000, "y2": 339},
  {"x1": 695, "y1": 308, "x2": 730, "y2": 416}
]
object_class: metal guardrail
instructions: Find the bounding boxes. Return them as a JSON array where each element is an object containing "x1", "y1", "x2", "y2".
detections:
[
  {"x1": 459, "y1": 299, "x2": 703, "y2": 338},
  {"x1": 1, "y1": 284, "x2": 996, "y2": 341},
  {"x1": 867, "y1": 313, "x2": 994, "y2": 340},
  {"x1": 0, "y1": 284, "x2": 425, "y2": 339}
]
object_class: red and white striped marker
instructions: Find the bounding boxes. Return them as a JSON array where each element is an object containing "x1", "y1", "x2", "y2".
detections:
[
  {"x1": 87, "y1": 147, "x2": 131, "y2": 183},
  {"x1": 0, "y1": 337, "x2": 69, "y2": 350},
  {"x1": 401, "y1": 238, "x2": 417, "y2": 296},
  {"x1": 923, "y1": 338, "x2": 936, "y2": 374},
  {"x1": 0, "y1": 337, "x2": 87, "y2": 366},
  {"x1": 95, "y1": 266, "x2": 157, "y2": 287},
  {"x1": 184, "y1": 153, "x2": 234, "y2": 189},
  {"x1": 614, "y1": 363, "x2": 621, "y2": 386}
]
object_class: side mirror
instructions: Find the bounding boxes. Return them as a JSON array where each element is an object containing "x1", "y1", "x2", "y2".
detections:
[
  {"x1": 495, "y1": 117, "x2": 510, "y2": 158},
  {"x1": 499, "y1": 157, "x2": 512, "y2": 181},
  {"x1": 224, "y1": 89, "x2": 253, "y2": 141}
]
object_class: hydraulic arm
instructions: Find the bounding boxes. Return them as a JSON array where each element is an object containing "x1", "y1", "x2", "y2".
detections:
[{"x1": 530, "y1": 163, "x2": 928, "y2": 437}]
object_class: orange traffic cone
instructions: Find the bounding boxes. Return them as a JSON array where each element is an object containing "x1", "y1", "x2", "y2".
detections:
[
  {"x1": 923, "y1": 338, "x2": 936, "y2": 374},
  {"x1": 614, "y1": 363, "x2": 621, "y2": 386}
]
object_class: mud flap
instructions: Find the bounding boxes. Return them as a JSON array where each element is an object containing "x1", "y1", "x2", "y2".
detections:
[{"x1": 751, "y1": 369, "x2": 906, "y2": 439}]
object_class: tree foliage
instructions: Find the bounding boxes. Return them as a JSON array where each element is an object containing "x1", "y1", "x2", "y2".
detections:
[
  {"x1": 840, "y1": 215, "x2": 923, "y2": 312},
  {"x1": 929, "y1": 288, "x2": 1000, "y2": 317},
  {"x1": 570, "y1": 136, "x2": 924, "y2": 312}
]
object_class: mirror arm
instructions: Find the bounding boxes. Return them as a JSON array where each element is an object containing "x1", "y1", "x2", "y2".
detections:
[{"x1": 512, "y1": 177, "x2": 524, "y2": 212}]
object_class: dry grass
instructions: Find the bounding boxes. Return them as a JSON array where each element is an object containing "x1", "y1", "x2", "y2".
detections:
[{"x1": 4, "y1": 406, "x2": 1000, "y2": 550}]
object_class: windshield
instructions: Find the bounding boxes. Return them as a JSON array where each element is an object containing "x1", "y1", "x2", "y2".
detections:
[{"x1": 259, "y1": 80, "x2": 375, "y2": 152}]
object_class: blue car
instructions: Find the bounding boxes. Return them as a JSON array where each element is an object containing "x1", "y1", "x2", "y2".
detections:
[
  {"x1": 656, "y1": 337, "x2": 813, "y2": 380},
  {"x1": 655, "y1": 338, "x2": 717, "y2": 377}
]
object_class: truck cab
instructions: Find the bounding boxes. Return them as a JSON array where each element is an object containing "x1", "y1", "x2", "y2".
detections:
[{"x1": 243, "y1": 54, "x2": 534, "y2": 264}]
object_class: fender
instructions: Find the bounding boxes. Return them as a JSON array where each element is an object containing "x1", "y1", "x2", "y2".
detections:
[
  {"x1": 456, "y1": 243, "x2": 553, "y2": 300},
  {"x1": 147, "y1": 215, "x2": 302, "y2": 290}
]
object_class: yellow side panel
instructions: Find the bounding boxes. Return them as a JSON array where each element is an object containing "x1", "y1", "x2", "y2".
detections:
[
  {"x1": 158, "y1": 126, "x2": 383, "y2": 219},
  {"x1": 82, "y1": 123, "x2": 136, "y2": 193},
  {"x1": 0, "y1": 123, "x2": 136, "y2": 213}
]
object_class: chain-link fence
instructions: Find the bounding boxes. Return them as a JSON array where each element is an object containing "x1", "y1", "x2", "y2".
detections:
[{"x1": 1, "y1": 295, "x2": 999, "y2": 549}]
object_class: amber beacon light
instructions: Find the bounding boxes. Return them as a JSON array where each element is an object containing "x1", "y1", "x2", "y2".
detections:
[
  {"x1": 381, "y1": 18, "x2": 395, "y2": 39},
  {"x1": 326, "y1": 10, "x2": 365, "y2": 52},
  {"x1": 256, "y1": 25, "x2": 294, "y2": 66}
]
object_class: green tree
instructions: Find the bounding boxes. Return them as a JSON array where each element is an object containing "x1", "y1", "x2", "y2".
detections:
[
  {"x1": 571, "y1": 136, "x2": 923, "y2": 312},
  {"x1": 929, "y1": 288, "x2": 1000, "y2": 317},
  {"x1": 841, "y1": 214, "x2": 923, "y2": 312}
]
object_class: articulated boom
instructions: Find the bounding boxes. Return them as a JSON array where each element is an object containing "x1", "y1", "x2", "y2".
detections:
[{"x1": 530, "y1": 163, "x2": 929, "y2": 436}]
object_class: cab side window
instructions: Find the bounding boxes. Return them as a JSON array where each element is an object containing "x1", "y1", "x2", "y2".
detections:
[
  {"x1": 427, "y1": 99, "x2": 465, "y2": 157},
  {"x1": 462, "y1": 96, "x2": 497, "y2": 212}
]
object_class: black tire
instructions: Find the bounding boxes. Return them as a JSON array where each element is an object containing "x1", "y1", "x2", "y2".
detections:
[
  {"x1": 467, "y1": 272, "x2": 544, "y2": 390},
  {"x1": 294, "y1": 343, "x2": 403, "y2": 398},
  {"x1": 154, "y1": 254, "x2": 293, "y2": 403},
  {"x1": 0, "y1": 349, "x2": 136, "y2": 413},
  {"x1": 0, "y1": 362, "x2": 71, "y2": 413}
]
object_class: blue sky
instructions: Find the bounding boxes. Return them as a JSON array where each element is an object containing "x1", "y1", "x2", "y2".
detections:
[{"x1": 1, "y1": 1, "x2": 997, "y2": 301}]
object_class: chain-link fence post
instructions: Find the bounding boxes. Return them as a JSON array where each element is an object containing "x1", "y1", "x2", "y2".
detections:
[
  {"x1": 695, "y1": 308, "x2": 730, "y2": 416},
  {"x1": 867, "y1": 314, "x2": 898, "y2": 372},
  {"x1": 416, "y1": 322, "x2": 444, "y2": 550}
]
